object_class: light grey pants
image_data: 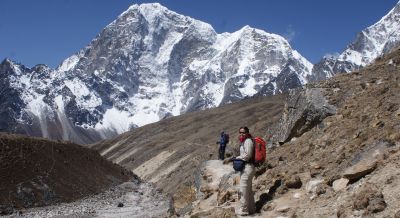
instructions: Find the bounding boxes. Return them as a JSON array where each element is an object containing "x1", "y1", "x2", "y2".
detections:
[{"x1": 239, "y1": 163, "x2": 255, "y2": 214}]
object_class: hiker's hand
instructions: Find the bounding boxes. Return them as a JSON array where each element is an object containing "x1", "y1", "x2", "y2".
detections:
[
  {"x1": 216, "y1": 141, "x2": 219, "y2": 144},
  {"x1": 223, "y1": 157, "x2": 234, "y2": 164}
]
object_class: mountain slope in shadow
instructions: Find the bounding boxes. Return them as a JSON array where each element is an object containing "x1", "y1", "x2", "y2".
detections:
[{"x1": 0, "y1": 133, "x2": 134, "y2": 214}]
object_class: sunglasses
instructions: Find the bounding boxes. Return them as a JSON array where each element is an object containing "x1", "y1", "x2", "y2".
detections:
[{"x1": 239, "y1": 132, "x2": 246, "y2": 134}]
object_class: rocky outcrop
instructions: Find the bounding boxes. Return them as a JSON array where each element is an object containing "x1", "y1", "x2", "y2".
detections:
[
  {"x1": 274, "y1": 88, "x2": 336, "y2": 144},
  {"x1": 0, "y1": 59, "x2": 26, "y2": 133}
]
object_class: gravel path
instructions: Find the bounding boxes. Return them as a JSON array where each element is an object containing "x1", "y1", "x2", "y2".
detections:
[{"x1": 5, "y1": 181, "x2": 174, "y2": 218}]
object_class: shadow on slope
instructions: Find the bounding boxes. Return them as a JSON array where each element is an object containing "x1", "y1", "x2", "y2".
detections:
[{"x1": 0, "y1": 133, "x2": 134, "y2": 215}]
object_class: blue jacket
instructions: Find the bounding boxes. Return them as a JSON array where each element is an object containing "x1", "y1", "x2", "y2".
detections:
[{"x1": 219, "y1": 132, "x2": 228, "y2": 145}]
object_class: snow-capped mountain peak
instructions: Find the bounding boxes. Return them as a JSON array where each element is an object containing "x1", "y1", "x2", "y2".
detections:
[
  {"x1": 310, "y1": 1, "x2": 400, "y2": 82},
  {"x1": 1, "y1": 3, "x2": 312, "y2": 144}
]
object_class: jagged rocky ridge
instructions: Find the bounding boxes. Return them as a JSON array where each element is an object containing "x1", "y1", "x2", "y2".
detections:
[
  {"x1": 310, "y1": 0, "x2": 400, "y2": 82},
  {"x1": 0, "y1": 60, "x2": 115, "y2": 144},
  {"x1": 0, "y1": 3, "x2": 312, "y2": 144}
]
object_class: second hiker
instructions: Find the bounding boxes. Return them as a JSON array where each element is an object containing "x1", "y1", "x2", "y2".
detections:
[{"x1": 216, "y1": 131, "x2": 229, "y2": 160}]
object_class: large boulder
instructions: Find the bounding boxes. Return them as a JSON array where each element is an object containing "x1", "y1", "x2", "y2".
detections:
[{"x1": 274, "y1": 88, "x2": 336, "y2": 144}]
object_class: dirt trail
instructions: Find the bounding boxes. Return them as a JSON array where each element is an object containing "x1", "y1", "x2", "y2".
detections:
[{"x1": 4, "y1": 182, "x2": 173, "y2": 218}]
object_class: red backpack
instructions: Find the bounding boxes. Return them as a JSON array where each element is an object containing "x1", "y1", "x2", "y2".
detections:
[{"x1": 253, "y1": 137, "x2": 266, "y2": 165}]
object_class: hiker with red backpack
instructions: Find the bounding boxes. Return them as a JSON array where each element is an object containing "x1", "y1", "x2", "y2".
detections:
[
  {"x1": 235, "y1": 126, "x2": 256, "y2": 215},
  {"x1": 223, "y1": 126, "x2": 267, "y2": 216}
]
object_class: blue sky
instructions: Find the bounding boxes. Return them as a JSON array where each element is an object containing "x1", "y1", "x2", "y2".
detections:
[{"x1": 1, "y1": 0, "x2": 398, "y2": 68}]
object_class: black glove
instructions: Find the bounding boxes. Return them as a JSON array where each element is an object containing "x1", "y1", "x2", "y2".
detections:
[{"x1": 216, "y1": 141, "x2": 220, "y2": 144}]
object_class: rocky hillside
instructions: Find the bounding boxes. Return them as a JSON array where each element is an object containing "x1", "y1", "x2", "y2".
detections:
[
  {"x1": 191, "y1": 47, "x2": 400, "y2": 217},
  {"x1": 0, "y1": 133, "x2": 134, "y2": 215},
  {"x1": 93, "y1": 46, "x2": 400, "y2": 217}
]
